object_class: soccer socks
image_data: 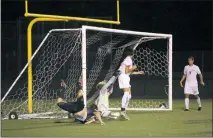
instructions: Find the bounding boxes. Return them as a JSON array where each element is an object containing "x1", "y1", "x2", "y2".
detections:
[
  {"x1": 121, "y1": 92, "x2": 129, "y2": 110},
  {"x1": 196, "y1": 97, "x2": 202, "y2": 107},
  {"x1": 184, "y1": 97, "x2": 201, "y2": 110},
  {"x1": 185, "y1": 98, "x2": 189, "y2": 110},
  {"x1": 121, "y1": 92, "x2": 131, "y2": 110},
  {"x1": 125, "y1": 94, "x2": 131, "y2": 108}
]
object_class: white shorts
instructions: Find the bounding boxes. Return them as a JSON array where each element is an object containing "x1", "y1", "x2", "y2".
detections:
[
  {"x1": 184, "y1": 85, "x2": 199, "y2": 95},
  {"x1": 118, "y1": 74, "x2": 131, "y2": 89}
]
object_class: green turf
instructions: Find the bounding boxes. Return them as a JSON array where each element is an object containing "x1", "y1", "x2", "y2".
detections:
[{"x1": 1, "y1": 99, "x2": 212, "y2": 137}]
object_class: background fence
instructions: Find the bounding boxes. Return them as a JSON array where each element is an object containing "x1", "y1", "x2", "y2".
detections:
[{"x1": 1, "y1": 18, "x2": 212, "y2": 99}]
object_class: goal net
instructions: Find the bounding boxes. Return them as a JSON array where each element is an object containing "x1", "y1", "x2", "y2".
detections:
[{"x1": 1, "y1": 26, "x2": 172, "y2": 119}]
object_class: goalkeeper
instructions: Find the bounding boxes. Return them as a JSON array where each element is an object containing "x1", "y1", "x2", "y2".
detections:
[
  {"x1": 95, "y1": 77, "x2": 120, "y2": 119},
  {"x1": 56, "y1": 80, "x2": 84, "y2": 114},
  {"x1": 57, "y1": 80, "x2": 104, "y2": 125}
]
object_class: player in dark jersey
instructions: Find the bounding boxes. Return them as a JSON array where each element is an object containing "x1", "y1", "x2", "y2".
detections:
[{"x1": 57, "y1": 80, "x2": 84, "y2": 114}]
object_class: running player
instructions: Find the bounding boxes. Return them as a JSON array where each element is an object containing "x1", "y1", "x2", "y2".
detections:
[
  {"x1": 180, "y1": 56, "x2": 205, "y2": 111},
  {"x1": 118, "y1": 48, "x2": 144, "y2": 120}
]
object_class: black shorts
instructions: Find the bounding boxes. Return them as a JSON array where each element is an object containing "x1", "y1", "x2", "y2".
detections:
[{"x1": 57, "y1": 101, "x2": 84, "y2": 113}]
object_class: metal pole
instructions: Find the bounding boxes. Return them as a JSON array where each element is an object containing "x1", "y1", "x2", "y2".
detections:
[{"x1": 17, "y1": 18, "x2": 22, "y2": 74}]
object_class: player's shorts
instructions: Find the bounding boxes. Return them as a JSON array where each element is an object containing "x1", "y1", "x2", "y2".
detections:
[
  {"x1": 86, "y1": 107, "x2": 95, "y2": 119},
  {"x1": 75, "y1": 107, "x2": 96, "y2": 124},
  {"x1": 118, "y1": 74, "x2": 131, "y2": 89},
  {"x1": 57, "y1": 101, "x2": 84, "y2": 113},
  {"x1": 184, "y1": 85, "x2": 199, "y2": 95}
]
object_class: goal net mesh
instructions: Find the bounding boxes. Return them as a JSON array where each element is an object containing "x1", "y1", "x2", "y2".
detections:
[{"x1": 1, "y1": 26, "x2": 170, "y2": 119}]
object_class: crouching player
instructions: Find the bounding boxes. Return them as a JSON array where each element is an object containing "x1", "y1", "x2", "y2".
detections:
[
  {"x1": 95, "y1": 77, "x2": 120, "y2": 119},
  {"x1": 57, "y1": 80, "x2": 105, "y2": 125}
]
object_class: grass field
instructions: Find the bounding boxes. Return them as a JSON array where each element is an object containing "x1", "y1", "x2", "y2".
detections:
[{"x1": 1, "y1": 99, "x2": 212, "y2": 137}]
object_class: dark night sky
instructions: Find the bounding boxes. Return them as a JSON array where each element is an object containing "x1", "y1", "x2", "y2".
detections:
[{"x1": 1, "y1": 0, "x2": 212, "y2": 51}]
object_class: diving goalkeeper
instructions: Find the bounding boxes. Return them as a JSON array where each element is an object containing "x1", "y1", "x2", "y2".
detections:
[{"x1": 95, "y1": 76, "x2": 120, "y2": 119}]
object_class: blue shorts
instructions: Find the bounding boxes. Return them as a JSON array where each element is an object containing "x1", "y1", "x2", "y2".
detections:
[
  {"x1": 75, "y1": 107, "x2": 95, "y2": 124},
  {"x1": 87, "y1": 107, "x2": 95, "y2": 119}
]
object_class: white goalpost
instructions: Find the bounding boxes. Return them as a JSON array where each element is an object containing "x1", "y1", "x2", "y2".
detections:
[{"x1": 1, "y1": 25, "x2": 172, "y2": 119}]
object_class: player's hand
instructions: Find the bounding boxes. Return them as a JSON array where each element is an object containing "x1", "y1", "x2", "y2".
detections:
[
  {"x1": 101, "y1": 122, "x2": 105, "y2": 125},
  {"x1": 200, "y1": 81, "x2": 205, "y2": 86},
  {"x1": 132, "y1": 65, "x2": 137, "y2": 70},
  {"x1": 138, "y1": 71, "x2": 144, "y2": 75},
  {"x1": 180, "y1": 82, "x2": 183, "y2": 88}
]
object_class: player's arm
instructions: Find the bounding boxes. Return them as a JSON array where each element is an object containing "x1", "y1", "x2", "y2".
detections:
[
  {"x1": 93, "y1": 111, "x2": 105, "y2": 125},
  {"x1": 180, "y1": 66, "x2": 187, "y2": 87},
  {"x1": 107, "y1": 85, "x2": 113, "y2": 94},
  {"x1": 129, "y1": 65, "x2": 144, "y2": 75},
  {"x1": 199, "y1": 73, "x2": 205, "y2": 86},
  {"x1": 180, "y1": 74, "x2": 186, "y2": 87},
  {"x1": 125, "y1": 65, "x2": 144, "y2": 75},
  {"x1": 84, "y1": 117, "x2": 96, "y2": 125},
  {"x1": 77, "y1": 89, "x2": 84, "y2": 98},
  {"x1": 125, "y1": 65, "x2": 137, "y2": 74},
  {"x1": 197, "y1": 67, "x2": 205, "y2": 86},
  {"x1": 123, "y1": 58, "x2": 144, "y2": 75}
]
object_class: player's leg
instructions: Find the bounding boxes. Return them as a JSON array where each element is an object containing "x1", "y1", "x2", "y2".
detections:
[
  {"x1": 100, "y1": 110, "x2": 120, "y2": 119},
  {"x1": 184, "y1": 85, "x2": 192, "y2": 111},
  {"x1": 120, "y1": 88, "x2": 131, "y2": 120},
  {"x1": 193, "y1": 86, "x2": 202, "y2": 111},
  {"x1": 184, "y1": 94, "x2": 190, "y2": 111},
  {"x1": 118, "y1": 74, "x2": 131, "y2": 120},
  {"x1": 57, "y1": 99, "x2": 84, "y2": 114}
]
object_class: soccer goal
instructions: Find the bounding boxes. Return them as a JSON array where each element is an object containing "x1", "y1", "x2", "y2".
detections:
[{"x1": 1, "y1": 26, "x2": 172, "y2": 119}]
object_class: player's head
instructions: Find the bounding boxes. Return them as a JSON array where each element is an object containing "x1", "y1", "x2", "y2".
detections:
[
  {"x1": 77, "y1": 80, "x2": 83, "y2": 90},
  {"x1": 125, "y1": 48, "x2": 134, "y2": 58},
  {"x1": 96, "y1": 81, "x2": 106, "y2": 90},
  {"x1": 188, "y1": 56, "x2": 194, "y2": 65},
  {"x1": 90, "y1": 104, "x2": 98, "y2": 111}
]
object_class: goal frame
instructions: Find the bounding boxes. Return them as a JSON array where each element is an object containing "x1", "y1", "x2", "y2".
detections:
[
  {"x1": 82, "y1": 25, "x2": 173, "y2": 111},
  {"x1": 1, "y1": 26, "x2": 173, "y2": 114}
]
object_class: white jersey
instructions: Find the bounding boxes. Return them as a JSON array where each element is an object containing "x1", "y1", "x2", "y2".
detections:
[
  {"x1": 118, "y1": 56, "x2": 133, "y2": 75},
  {"x1": 184, "y1": 64, "x2": 201, "y2": 87},
  {"x1": 95, "y1": 85, "x2": 113, "y2": 111}
]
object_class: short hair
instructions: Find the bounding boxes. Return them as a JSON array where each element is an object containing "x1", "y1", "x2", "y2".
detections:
[
  {"x1": 90, "y1": 104, "x2": 98, "y2": 111},
  {"x1": 125, "y1": 48, "x2": 134, "y2": 56},
  {"x1": 96, "y1": 81, "x2": 106, "y2": 89},
  {"x1": 188, "y1": 56, "x2": 194, "y2": 60},
  {"x1": 76, "y1": 82, "x2": 82, "y2": 90}
]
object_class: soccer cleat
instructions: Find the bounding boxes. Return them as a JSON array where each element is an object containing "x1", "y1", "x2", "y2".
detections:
[
  {"x1": 108, "y1": 116, "x2": 118, "y2": 120},
  {"x1": 184, "y1": 109, "x2": 189, "y2": 111},
  {"x1": 198, "y1": 107, "x2": 202, "y2": 111},
  {"x1": 120, "y1": 111, "x2": 130, "y2": 120}
]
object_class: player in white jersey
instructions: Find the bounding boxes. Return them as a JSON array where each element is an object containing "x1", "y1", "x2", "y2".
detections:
[
  {"x1": 118, "y1": 49, "x2": 144, "y2": 120},
  {"x1": 95, "y1": 80, "x2": 120, "y2": 119},
  {"x1": 180, "y1": 56, "x2": 205, "y2": 111}
]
